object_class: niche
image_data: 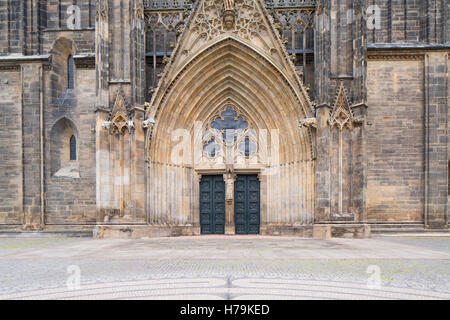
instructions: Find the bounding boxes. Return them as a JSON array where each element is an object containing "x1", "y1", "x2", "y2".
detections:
[{"x1": 50, "y1": 117, "x2": 80, "y2": 178}]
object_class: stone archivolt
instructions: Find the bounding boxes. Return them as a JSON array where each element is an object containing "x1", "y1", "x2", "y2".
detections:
[{"x1": 143, "y1": 0, "x2": 317, "y2": 227}]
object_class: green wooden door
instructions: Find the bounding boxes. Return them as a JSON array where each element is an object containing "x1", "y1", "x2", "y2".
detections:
[
  {"x1": 234, "y1": 175, "x2": 260, "y2": 234},
  {"x1": 200, "y1": 175, "x2": 225, "y2": 234}
]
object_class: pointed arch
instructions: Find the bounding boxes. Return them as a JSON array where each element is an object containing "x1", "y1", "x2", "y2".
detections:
[
  {"x1": 70, "y1": 135, "x2": 77, "y2": 160},
  {"x1": 147, "y1": 38, "x2": 315, "y2": 164},
  {"x1": 145, "y1": 36, "x2": 316, "y2": 227},
  {"x1": 67, "y1": 55, "x2": 75, "y2": 90},
  {"x1": 50, "y1": 36, "x2": 77, "y2": 101},
  {"x1": 49, "y1": 117, "x2": 80, "y2": 176}
]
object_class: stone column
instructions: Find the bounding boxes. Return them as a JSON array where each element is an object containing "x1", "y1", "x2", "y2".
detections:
[
  {"x1": 424, "y1": 52, "x2": 448, "y2": 229},
  {"x1": 130, "y1": 106, "x2": 146, "y2": 223},
  {"x1": 20, "y1": 64, "x2": 44, "y2": 229},
  {"x1": 224, "y1": 170, "x2": 236, "y2": 235},
  {"x1": 314, "y1": 0, "x2": 368, "y2": 223},
  {"x1": 315, "y1": 104, "x2": 331, "y2": 222}
]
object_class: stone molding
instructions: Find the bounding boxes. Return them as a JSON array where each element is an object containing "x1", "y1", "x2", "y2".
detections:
[{"x1": 368, "y1": 54, "x2": 424, "y2": 61}]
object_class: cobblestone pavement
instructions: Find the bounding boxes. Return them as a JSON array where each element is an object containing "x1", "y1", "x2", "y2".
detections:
[{"x1": 0, "y1": 236, "x2": 449, "y2": 300}]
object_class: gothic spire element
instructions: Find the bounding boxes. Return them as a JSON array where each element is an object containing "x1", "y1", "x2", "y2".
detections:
[
  {"x1": 329, "y1": 82, "x2": 354, "y2": 130},
  {"x1": 110, "y1": 88, "x2": 132, "y2": 134},
  {"x1": 96, "y1": 0, "x2": 109, "y2": 22},
  {"x1": 133, "y1": 0, "x2": 144, "y2": 22}
]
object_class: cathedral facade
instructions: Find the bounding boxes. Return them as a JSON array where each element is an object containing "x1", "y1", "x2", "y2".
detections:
[{"x1": 0, "y1": 0, "x2": 448, "y2": 238}]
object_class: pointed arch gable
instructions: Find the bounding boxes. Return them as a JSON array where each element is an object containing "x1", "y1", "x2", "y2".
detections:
[
  {"x1": 146, "y1": 38, "x2": 315, "y2": 164},
  {"x1": 144, "y1": 0, "x2": 317, "y2": 228},
  {"x1": 148, "y1": 37, "x2": 313, "y2": 120}
]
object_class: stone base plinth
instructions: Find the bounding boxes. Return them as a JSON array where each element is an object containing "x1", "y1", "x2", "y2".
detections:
[
  {"x1": 93, "y1": 224, "x2": 201, "y2": 239},
  {"x1": 313, "y1": 224, "x2": 371, "y2": 239},
  {"x1": 260, "y1": 225, "x2": 313, "y2": 237}
]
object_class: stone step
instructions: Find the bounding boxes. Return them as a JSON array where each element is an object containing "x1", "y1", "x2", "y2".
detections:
[{"x1": 0, "y1": 231, "x2": 93, "y2": 238}]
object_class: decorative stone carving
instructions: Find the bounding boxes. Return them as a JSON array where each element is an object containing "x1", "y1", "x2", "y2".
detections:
[
  {"x1": 192, "y1": 0, "x2": 266, "y2": 41},
  {"x1": 142, "y1": 118, "x2": 156, "y2": 129},
  {"x1": 145, "y1": 10, "x2": 188, "y2": 35},
  {"x1": 223, "y1": 0, "x2": 236, "y2": 29},
  {"x1": 329, "y1": 82, "x2": 354, "y2": 130},
  {"x1": 224, "y1": 166, "x2": 236, "y2": 201},
  {"x1": 270, "y1": 8, "x2": 314, "y2": 33},
  {"x1": 202, "y1": 106, "x2": 257, "y2": 162},
  {"x1": 109, "y1": 89, "x2": 132, "y2": 134},
  {"x1": 133, "y1": 1, "x2": 145, "y2": 21},
  {"x1": 0, "y1": 64, "x2": 21, "y2": 72},
  {"x1": 101, "y1": 121, "x2": 111, "y2": 130},
  {"x1": 299, "y1": 117, "x2": 317, "y2": 129},
  {"x1": 96, "y1": 0, "x2": 109, "y2": 22},
  {"x1": 224, "y1": 0, "x2": 235, "y2": 11},
  {"x1": 368, "y1": 54, "x2": 424, "y2": 61}
]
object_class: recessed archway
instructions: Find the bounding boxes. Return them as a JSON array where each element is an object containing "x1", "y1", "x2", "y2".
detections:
[{"x1": 146, "y1": 38, "x2": 316, "y2": 229}]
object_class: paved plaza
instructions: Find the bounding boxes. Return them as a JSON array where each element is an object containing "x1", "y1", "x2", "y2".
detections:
[{"x1": 0, "y1": 235, "x2": 449, "y2": 300}]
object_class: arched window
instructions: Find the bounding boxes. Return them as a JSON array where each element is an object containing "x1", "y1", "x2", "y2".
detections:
[
  {"x1": 70, "y1": 135, "x2": 76, "y2": 161},
  {"x1": 68, "y1": 55, "x2": 74, "y2": 89},
  {"x1": 202, "y1": 106, "x2": 257, "y2": 159}
]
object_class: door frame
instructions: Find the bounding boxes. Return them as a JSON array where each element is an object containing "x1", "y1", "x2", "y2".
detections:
[{"x1": 197, "y1": 169, "x2": 262, "y2": 235}]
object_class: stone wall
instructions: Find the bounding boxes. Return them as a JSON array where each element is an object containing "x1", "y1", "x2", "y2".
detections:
[
  {"x1": 366, "y1": 58, "x2": 425, "y2": 222},
  {"x1": 0, "y1": 70, "x2": 22, "y2": 225},
  {"x1": 44, "y1": 65, "x2": 97, "y2": 225},
  {"x1": 368, "y1": 0, "x2": 448, "y2": 44}
]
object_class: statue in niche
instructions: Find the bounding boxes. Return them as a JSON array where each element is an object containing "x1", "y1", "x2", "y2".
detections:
[
  {"x1": 224, "y1": 166, "x2": 235, "y2": 201},
  {"x1": 226, "y1": 175, "x2": 234, "y2": 201},
  {"x1": 223, "y1": 0, "x2": 236, "y2": 30}
]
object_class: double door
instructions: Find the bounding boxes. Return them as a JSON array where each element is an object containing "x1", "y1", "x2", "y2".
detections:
[{"x1": 200, "y1": 174, "x2": 260, "y2": 235}]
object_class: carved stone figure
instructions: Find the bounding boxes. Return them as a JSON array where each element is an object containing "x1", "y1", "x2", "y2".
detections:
[{"x1": 223, "y1": 0, "x2": 236, "y2": 29}]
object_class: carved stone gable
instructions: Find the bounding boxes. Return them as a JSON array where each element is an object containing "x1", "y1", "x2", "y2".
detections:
[
  {"x1": 329, "y1": 83, "x2": 354, "y2": 130},
  {"x1": 147, "y1": 0, "x2": 313, "y2": 119},
  {"x1": 110, "y1": 89, "x2": 132, "y2": 134},
  {"x1": 192, "y1": 0, "x2": 266, "y2": 41}
]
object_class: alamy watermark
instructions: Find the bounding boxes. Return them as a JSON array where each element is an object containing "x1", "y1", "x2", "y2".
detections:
[
  {"x1": 66, "y1": 265, "x2": 81, "y2": 290},
  {"x1": 366, "y1": 265, "x2": 382, "y2": 290},
  {"x1": 317, "y1": 5, "x2": 382, "y2": 32},
  {"x1": 66, "y1": 4, "x2": 383, "y2": 32},
  {"x1": 66, "y1": 5, "x2": 81, "y2": 30}
]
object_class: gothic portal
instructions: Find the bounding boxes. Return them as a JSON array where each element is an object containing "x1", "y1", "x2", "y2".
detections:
[{"x1": 0, "y1": 0, "x2": 448, "y2": 237}]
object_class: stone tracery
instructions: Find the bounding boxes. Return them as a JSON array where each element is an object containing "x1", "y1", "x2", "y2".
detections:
[
  {"x1": 192, "y1": 0, "x2": 266, "y2": 41},
  {"x1": 202, "y1": 106, "x2": 257, "y2": 161}
]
